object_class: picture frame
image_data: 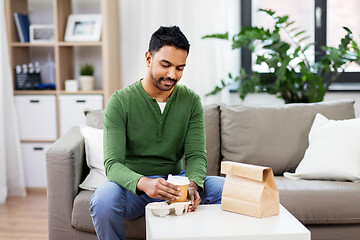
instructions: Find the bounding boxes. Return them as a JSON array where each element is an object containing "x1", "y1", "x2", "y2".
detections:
[
  {"x1": 64, "y1": 14, "x2": 102, "y2": 42},
  {"x1": 29, "y1": 24, "x2": 55, "y2": 43}
]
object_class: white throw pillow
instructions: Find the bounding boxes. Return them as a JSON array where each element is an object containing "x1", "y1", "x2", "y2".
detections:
[
  {"x1": 79, "y1": 125, "x2": 107, "y2": 190},
  {"x1": 284, "y1": 113, "x2": 360, "y2": 182}
]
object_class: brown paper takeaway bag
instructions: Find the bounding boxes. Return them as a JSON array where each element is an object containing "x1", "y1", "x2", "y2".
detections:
[{"x1": 221, "y1": 161, "x2": 280, "y2": 218}]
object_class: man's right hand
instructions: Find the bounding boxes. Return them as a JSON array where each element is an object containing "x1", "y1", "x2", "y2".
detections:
[{"x1": 137, "y1": 176, "x2": 181, "y2": 201}]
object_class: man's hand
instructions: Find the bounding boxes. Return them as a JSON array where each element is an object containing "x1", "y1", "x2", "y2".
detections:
[
  {"x1": 137, "y1": 176, "x2": 181, "y2": 201},
  {"x1": 187, "y1": 181, "x2": 201, "y2": 212}
]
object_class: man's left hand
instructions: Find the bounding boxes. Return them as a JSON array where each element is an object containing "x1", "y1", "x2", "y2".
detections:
[{"x1": 187, "y1": 181, "x2": 201, "y2": 212}]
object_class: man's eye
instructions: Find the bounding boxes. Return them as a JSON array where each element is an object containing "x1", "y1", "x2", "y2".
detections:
[
  {"x1": 177, "y1": 67, "x2": 184, "y2": 71},
  {"x1": 161, "y1": 63, "x2": 170, "y2": 67}
]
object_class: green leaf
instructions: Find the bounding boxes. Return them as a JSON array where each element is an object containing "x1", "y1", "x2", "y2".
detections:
[
  {"x1": 343, "y1": 52, "x2": 358, "y2": 60},
  {"x1": 352, "y1": 41, "x2": 360, "y2": 56},
  {"x1": 258, "y1": 8, "x2": 275, "y2": 16},
  {"x1": 205, "y1": 86, "x2": 223, "y2": 96},
  {"x1": 343, "y1": 26, "x2": 352, "y2": 34},
  {"x1": 293, "y1": 46, "x2": 301, "y2": 57},
  {"x1": 294, "y1": 30, "x2": 306, "y2": 38},
  {"x1": 303, "y1": 43, "x2": 315, "y2": 52},
  {"x1": 202, "y1": 32, "x2": 228, "y2": 40},
  {"x1": 276, "y1": 16, "x2": 289, "y2": 24},
  {"x1": 298, "y1": 36, "x2": 310, "y2": 42},
  {"x1": 285, "y1": 20, "x2": 295, "y2": 28},
  {"x1": 289, "y1": 27, "x2": 299, "y2": 33}
]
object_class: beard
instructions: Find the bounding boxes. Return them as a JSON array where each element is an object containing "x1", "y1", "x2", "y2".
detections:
[{"x1": 152, "y1": 75, "x2": 178, "y2": 91}]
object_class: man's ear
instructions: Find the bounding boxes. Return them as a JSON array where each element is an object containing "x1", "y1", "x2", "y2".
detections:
[{"x1": 145, "y1": 51, "x2": 152, "y2": 68}]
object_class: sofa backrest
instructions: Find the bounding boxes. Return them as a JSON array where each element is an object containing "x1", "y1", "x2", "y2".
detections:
[
  {"x1": 203, "y1": 105, "x2": 221, "y2": 176},
  {"x1": 219, "y1": 99, "x2": 355, "y2": 175},
  {"x1": 85, "y1": 99, "x2": 355, "y2": 177}
]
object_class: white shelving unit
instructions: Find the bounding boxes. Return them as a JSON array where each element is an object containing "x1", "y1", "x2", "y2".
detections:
[{"x1": 5, "y1": 0, "x2": 121, "y2": 188}]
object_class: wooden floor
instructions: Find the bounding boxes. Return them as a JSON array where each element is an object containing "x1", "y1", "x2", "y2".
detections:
[{"x1": 0, "y1": 191, "x2": 48, "y2": 240}]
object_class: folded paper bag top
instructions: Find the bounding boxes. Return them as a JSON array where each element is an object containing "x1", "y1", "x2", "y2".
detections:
[{"x1": 220, "y1": 161, "x2": 280, "y2": 218}]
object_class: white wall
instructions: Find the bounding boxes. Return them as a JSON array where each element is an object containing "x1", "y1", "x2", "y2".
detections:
[{"x1": 119, "y1": 0, "x2": 241, "y2": 105}]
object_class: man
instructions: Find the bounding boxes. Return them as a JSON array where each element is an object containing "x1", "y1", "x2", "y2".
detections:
[{"x1": 90, "y1": 26, "x2": 224, "y2": 240}]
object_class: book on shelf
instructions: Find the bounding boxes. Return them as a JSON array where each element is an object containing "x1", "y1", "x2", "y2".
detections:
[{"x1": 14, "y1": 13, "x2": 30, "y2": 42}]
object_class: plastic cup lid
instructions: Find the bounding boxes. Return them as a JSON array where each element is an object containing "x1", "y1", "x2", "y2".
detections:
[{"x1": 167, "y1": 174, "x2": 190, "y2": 185}]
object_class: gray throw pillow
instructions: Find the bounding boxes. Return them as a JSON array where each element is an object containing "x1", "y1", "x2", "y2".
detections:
[
  {"x1": 220, "y1": 99, "x2": 355, "y2": 175},
  {"x1": 84, "y1": 109, "x2": 104, "y2": 129}
]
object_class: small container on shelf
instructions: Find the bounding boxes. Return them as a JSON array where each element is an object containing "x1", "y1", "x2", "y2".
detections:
[
  {"x1": 15, "y1": 62, "x2": 41, "y2": 90},
  {"x1": 65, "y1": 79, "x2": 78, "y2": 92},
  {"x1": 14, "y1": 60, "x2": 56, "y2": 90}
]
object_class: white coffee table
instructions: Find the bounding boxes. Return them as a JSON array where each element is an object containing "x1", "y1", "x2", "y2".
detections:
[{"x1": 146, "y1": 204, "x2": 310, "y2": 240}]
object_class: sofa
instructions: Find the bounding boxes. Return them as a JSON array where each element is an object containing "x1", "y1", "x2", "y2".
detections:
[{"x1": 46, "y1": 99, "x2": 360, "y2": 240}]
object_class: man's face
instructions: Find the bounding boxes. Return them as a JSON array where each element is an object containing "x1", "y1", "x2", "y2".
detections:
[{"x1": 146, "y1": 45, "x2": 188, "y2": 91}]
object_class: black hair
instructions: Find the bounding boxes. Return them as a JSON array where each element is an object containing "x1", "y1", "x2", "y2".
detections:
[{"x1": 148, "y1": 26, "x2": 190, "y2": 54}]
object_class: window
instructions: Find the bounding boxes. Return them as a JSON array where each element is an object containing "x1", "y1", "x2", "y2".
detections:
[
  {"x1": 327, "y1": 0, "x2": 360, "y2": 72},
  {"x1": 251, "y1": 0, "x2": 314, "y2": 73},
  {"x1": 240, "y1": 0, "x2": 360, "y2": 90}
]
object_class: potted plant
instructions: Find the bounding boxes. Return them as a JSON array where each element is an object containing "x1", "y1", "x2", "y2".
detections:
[
  {"x1": 203, "y1": 9, "x2": 360, "y2": 103},
  {"x1": 79, "y1": 63, "x2": 95, "y2": 91}
]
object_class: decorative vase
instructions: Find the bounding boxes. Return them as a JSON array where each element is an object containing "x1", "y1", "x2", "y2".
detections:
[{"x1": 79, "y1": 76, "x2": 95, "y2": 91}]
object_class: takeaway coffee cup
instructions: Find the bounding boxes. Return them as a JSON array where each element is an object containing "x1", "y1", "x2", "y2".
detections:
[{"x1": 167, "y1": 175, "x2": 190, "y2": 203}]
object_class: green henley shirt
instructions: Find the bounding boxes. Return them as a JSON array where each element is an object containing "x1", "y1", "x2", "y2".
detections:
[{"x1": 103, "y1": 80, "x2": 207, "y2": 195}]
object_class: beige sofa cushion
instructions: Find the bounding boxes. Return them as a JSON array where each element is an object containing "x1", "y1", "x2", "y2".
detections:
[
  {"x1": 276, "y1": 177, "x2": 360, "y2": 225},
  {"x1": 220, "y1": 100, "x2": 355, "y2": 175}
]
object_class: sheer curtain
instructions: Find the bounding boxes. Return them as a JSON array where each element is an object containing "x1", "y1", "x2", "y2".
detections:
[
  {"x1": 0, "y1": 0, "x2": 26, "y2": 204},
  {"x1": 119, "y1": 0, "x2": 240, "y2": 105}
]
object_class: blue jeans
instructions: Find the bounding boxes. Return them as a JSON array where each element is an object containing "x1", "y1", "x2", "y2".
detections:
[{"x1": 90, "y1": 170, "x2": 225, "y2": 240}]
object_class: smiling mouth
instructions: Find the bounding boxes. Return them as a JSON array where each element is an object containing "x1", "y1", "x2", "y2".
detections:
[{"x1": 161, "y1": 78, "x2": 176, "y2": 85}]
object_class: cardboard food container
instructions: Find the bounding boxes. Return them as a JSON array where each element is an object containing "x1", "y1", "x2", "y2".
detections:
[{"x1": 220, "y1": 161, "x2": 280, "y2": 218}]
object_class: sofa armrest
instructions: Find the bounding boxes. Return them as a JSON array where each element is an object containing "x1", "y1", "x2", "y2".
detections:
[{"x1": 46, "y1": 126, "x2": 85, "y2": 239}]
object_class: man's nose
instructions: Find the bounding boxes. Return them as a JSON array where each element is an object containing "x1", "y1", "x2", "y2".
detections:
[{"x1": 167, "y1": 67, "x2": 176, "y2": 79}]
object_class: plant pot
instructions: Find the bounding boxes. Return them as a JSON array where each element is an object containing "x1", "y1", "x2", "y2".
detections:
[{"x1": 79, "y1": 76, "x2": 95, "y2": 91}]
